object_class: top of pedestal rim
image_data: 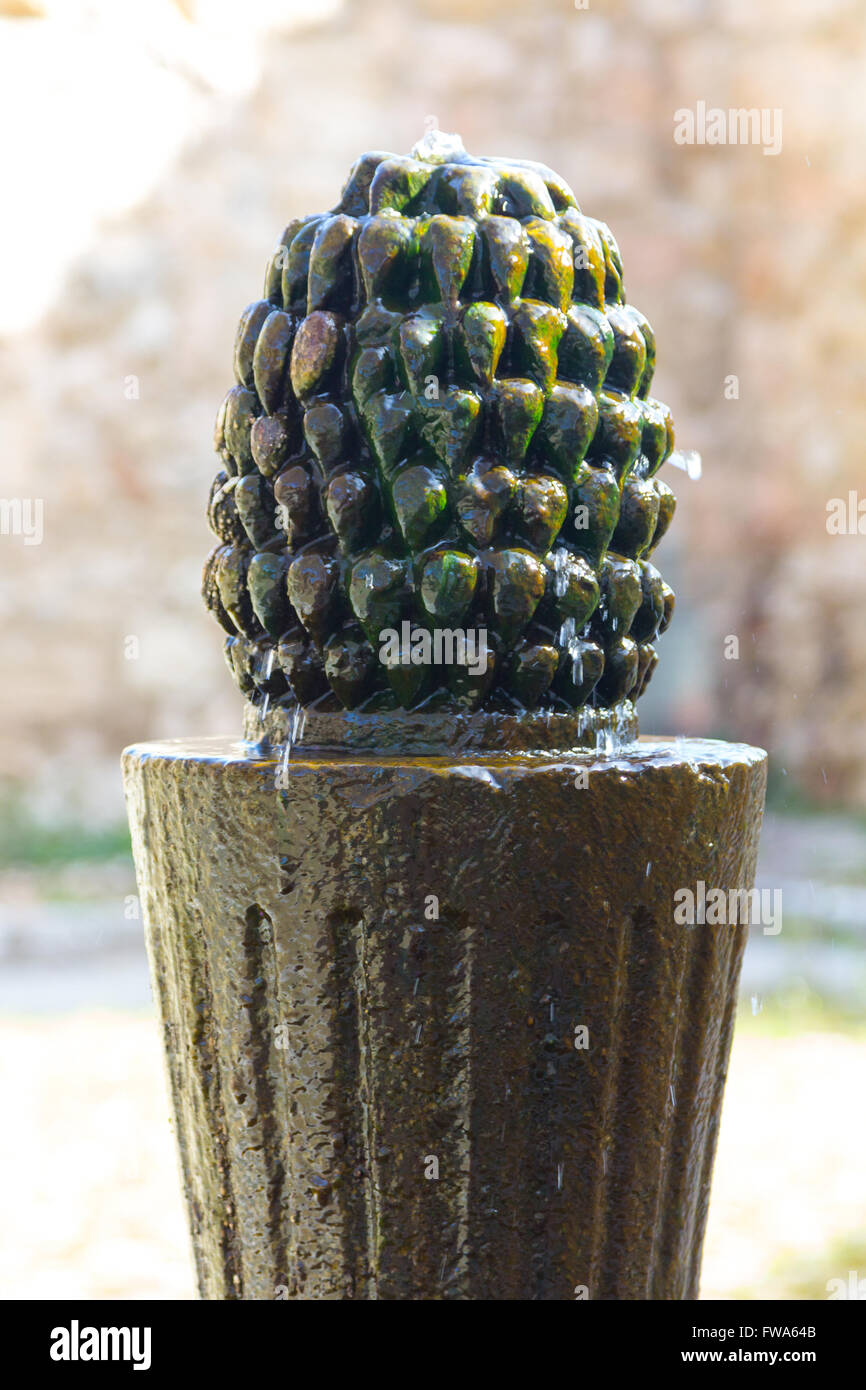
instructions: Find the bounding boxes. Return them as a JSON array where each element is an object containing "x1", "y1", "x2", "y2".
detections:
[{"x1": 122, "y1": 733, "x2": 769, "y2": 775}]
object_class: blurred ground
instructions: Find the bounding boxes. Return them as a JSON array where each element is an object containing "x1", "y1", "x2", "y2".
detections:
[
  {"x1": 0, "y1": 1013, "x2": 192, "y2": 1300},
  {"x1": 1, "y1": 806, "x2": 864, "y2": 1301},
  {"x1": 705, "y1": 1027, "x2": 866, "y2": 1301}
]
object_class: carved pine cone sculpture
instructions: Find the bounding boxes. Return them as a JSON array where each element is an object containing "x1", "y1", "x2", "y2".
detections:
[{"x1": 203, "y1": 137, "x2": 676, "y2": 717}]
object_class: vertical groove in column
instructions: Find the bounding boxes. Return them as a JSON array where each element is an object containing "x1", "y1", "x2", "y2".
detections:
[
  {"x1": 594, "y1": 904, "x2": 683, "y2": 1299},
  {"x1": 527, "y1": 917, "x2": 559, "y2": 1300},
  {"x1": 350, "y1": 861, "x2": 477, "y2": 1295},
  {"x1": 235, "y1": 904, "x2": 290, "y2": 1297},
  {"x1": 320, "y1": 777, "x2": 483, "y2": 1300},
  {"x1": 273, "y1": 771, "x2": 365, "y2": 1300},
  {"x1": 205, "y1": 895, "x2": 282, "y2": 1300},
  {"x1": 463, "y1": 911, "x2": 526, "y2": 1300},
  {"x1": 459, "y1": 801, "x2": 534, "y2": 1301},
  {"x1": 319, "y1": 910, "x2": 368, "y2": 1299},
  {"x1": 585, "y1": 911, "x2": 633, "y2": 1299}
]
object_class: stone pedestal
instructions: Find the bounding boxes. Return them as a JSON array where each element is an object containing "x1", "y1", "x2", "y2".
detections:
[{"x1": 122, "y1": 735, "x2": 766, "y2": 1301}]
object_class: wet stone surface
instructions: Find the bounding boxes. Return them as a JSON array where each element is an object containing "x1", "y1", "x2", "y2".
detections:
[{"x1": 123, "y1": 735, "x2": 767, "y2": 1300}]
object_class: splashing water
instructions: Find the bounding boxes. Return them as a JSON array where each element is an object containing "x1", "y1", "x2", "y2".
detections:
[
  {"x1": 674, "y1": 733, "x2": 701, "y2": 779},
  {"x1": 594, "y1": 703, "x2": 636, "y2": 758},
  {"x1": 411, "y1": 128, "x2": 467, "y2": 162},
  {"x1": 615, "y1": 703, "x2": 636, "y2": 748},
  {"x1": 596, "y1": 724, "x2": 616, "y2": 756},
  {"x1": 667, "y1": 449, "x2": 702, "y2": 480}
]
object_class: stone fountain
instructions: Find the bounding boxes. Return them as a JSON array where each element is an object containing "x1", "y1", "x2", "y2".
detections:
[{"x1": 122, "y1": 137, "x2": 766, "y2": 1300}]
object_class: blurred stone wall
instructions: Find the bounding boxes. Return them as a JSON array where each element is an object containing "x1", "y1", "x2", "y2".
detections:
[{"x1": 1, "y1": 0, "x2": 864, "y2": 820}]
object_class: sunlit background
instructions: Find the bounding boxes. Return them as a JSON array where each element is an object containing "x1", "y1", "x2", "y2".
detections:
[{"x1": 1, "y1": 0, "x2": 864, "y2": 1300}]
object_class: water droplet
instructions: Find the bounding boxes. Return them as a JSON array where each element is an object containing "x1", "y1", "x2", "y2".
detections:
[{"x1": 667, "y1": 449, "x2": 702, "y2": 480}]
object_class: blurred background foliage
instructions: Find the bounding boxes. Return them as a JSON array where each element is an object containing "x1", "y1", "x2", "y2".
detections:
[{"x1": 0, "y1": 0, "x2": 864, "y2": 1301}]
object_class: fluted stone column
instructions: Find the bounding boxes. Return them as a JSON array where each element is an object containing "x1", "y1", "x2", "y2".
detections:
[{"x1": 122, "y1": 734, "x2": 766, "y2": 1300}]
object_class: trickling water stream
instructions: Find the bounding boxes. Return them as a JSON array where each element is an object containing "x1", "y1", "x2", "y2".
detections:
[
  {"x1": 277, "y1": 704, "x2": 307, "y2": 785},
  {"x1": 557, "y1": 615, "x2": 584, "y2": 688},
  {"x1": 259, "y1": 649, "x2": 275, "y2": 725}
]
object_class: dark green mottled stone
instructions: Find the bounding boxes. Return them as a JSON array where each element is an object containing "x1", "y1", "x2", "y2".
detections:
[{"x1": 202, "y1": 139, "x2": 680, "y2": 727}]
